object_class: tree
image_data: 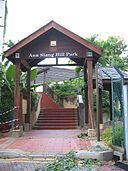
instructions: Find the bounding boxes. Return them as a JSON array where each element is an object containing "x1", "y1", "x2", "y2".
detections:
[{"x1": 88, "y1": 35, "x2": 128, "y2": 71}]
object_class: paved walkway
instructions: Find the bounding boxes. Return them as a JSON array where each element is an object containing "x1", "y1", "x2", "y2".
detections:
[
  {"x1": 0, "y1": 130, "x2": 91, "y2": 154},
  {"x1": 0, "y1": 159, "x2": 125, "y2": 171},
  {"x1": 0, "y1": 130, "x2": 126, "y2": 170}
]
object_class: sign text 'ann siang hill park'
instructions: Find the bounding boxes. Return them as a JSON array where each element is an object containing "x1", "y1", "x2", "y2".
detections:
[{"x1": 28, "y1": 52, "x2": 78, "y2": 58}]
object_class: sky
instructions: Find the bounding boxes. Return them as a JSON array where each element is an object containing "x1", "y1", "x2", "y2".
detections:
[{"x1": 5, "y1": 0, "x2": 128, "y2": 43}]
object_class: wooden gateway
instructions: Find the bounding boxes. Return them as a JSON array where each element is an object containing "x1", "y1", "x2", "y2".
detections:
[{"x1": 5, "y1": 21, "x2": 101, "y2": 132}]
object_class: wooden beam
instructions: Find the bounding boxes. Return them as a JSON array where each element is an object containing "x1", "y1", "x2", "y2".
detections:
[
  {"x1": 21, "y1": 59, "x2": 30, "y2": 69},
  {"x1": 87, "y1": 57, "x2": 94, "y2": 129},
  {"x1": 14, "y1": 60, "x2": 21, "y2": 129},
  {"x1": 36, "y1": 64, "x2": 82, "y2": 67}
]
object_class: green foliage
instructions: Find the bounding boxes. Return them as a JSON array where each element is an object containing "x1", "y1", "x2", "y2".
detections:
[
  {"x1": 102, "y1": 91, "x2": 110, "y2": 113},
  {"x1": 1, "y1": 84, "x2": 14, "y2": 123},
  {"x1": 31, "y1": 91, "x2": 40, "y2": 111},
  {"x1": 113, "y1": 124, "x2": 124, "y2": 147},
  {"x1": 4, "y1": 40, "x2": 15, "y2": 48},
  {"x1": 51, "y1": 78, "x2": 84, "y2": 97},
  {"x1": 0, "y1": 63, "x2": 15, "y2": 113},
  {"x1": 77, "y1": 133, "x2": 88, "y2": 138},
  {"x1": 75, "y1": 66, "x2": 83, "y2": 76},
  {"x1": 101, "y1": 127, "x2": 112, "y2": 146},
  {"x1": 30, "y1": 68, "x2": 37, "y2": 81},
  {"x1": 47, "y1": 151, "x2": 101, "y2": 171},
  {"x1": 89, "y1": 35, "x2": 128, "y2": 71},
  {"x1": 6, "y1": 64, "x2": 16, "y2": 82},
  {"x1": 93, "y1": 90, "x2": 110, "y2": 113},
  {"x1": 0, "y1": 62, "x2": 39, "y2": 113},
  {"x1": 76, "y1": 35, "x2": 128, "y2": 74},
  {"x1": 82, "y1": 158, "x2": 101, "y2": 170},
  {"x1": 101, "y1": 125, "x2": 124, "y2": 147},
  {"x1": 0, "y1": 63, "x2": 5, "y2": 88},
  {"x1": 47, "y1": 152, "x2": 77, "y2": 171}
]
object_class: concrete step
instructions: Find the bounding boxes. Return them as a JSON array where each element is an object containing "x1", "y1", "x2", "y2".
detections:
[
  {"x1": 39, "y1": 115, "x2": 77, "y2": 119},
  {"x1": 36, "y1": 119, "x2": 77, "y2": 123},
  {"x1": 33, "y1": 126, "x2": 77, "y2": 130},
  {"x1": 35, "y1": 122, "x2": 77, "y2": 126},
  {"x1": 34, "y1": 107, "x2": 78, "y2": 130}
]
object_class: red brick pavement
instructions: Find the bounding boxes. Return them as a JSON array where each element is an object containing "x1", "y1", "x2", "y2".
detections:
[
  {"x1": 0, "y1": 130, "x2": 91, "y2": 154},
  {"x1": 0, "y1": 130, "x2": 126, "y2": 171}
]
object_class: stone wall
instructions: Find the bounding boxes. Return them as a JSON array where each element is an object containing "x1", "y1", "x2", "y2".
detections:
[{"x1": 58, "y1": 96, "x2": 77, "y2": 108}]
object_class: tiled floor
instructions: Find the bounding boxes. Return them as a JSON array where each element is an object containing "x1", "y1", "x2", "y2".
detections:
[{"x1": 0, "y1": 130, "x2": 91, "y2": 154}]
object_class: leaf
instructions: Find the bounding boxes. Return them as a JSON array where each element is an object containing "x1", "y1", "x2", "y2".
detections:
[
  {"x1": 31, "y1": 68, "x2": 37, "y2": 81},
  {"x1": 6, "y1": 64, "x2": 16, "y2": 82}
]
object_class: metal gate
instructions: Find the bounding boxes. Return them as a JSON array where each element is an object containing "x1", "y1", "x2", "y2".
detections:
[{"x1": 102, "y1": 67, "x2": 124, "y2": 147}]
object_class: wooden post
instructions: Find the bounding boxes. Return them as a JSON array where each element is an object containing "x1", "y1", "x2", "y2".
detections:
[
  {"x1": 25, "y1": 68, "x2": 31, "y2": 124},
  {"x1": 87, "y1": 55, "x2": 94, "y2": 129},
  {"x1": 14, "y1": 60, "x2": 21, "y2": 129},
  {"x1": 19, "y1": 93, "x2": 23, "y2": 126},
  {"x1": 95, "y1": 64, "x2": 100, "y2": 141},
  {"x1": 43, "y1": 71, "x2": 46, "y2": 92},
  {"x1": 99, "y1": 89, "x2": 103, "y2": 124},
  {"x1": 84, "y1": 66, "x2": 88, "y2": 124},
  {"x1": 109, "y1": 89, "x2": 112, "y2": 121}
]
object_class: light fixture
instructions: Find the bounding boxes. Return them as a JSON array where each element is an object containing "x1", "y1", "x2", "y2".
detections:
[
  {"x1": 50, "y1": 40, "x2": 56, "y2": 47},
  {"x1": 87, "y1": 51, "x2": 93, "y2": 57},
  {"x1": 15, "y1": 53, "x2": 20, "y2": 58}
]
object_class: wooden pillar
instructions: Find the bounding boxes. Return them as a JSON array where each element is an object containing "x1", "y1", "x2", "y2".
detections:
[
  {"x1": 43, "y1": 71, "x2": 46, "y2": 92},
  {"x1": 87, "y1": 55, "x2": 94, "y2": 129},
  {"x1": 109, "y1": 89, "x2": 112, "y2": 121},
  {"x1": 14, "y1": 60, "x2": 21, "y2": 129},
  {"x1": 19, "y1": 93, "x2": 23, "y2": 126},
  {"x1": 99, "y1": 89, "x2": 103, "y2": 124},
  {"x1": 25, "y1": 68, "x2": 31, "y2": 124},
  {"x1": 84, "y1": 66, "x2": 88, "y2": 124}
]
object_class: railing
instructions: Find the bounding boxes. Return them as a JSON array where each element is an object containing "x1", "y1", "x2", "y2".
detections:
[
  {"x1": 0, "y1": 106, "x2": 19, "y2": 133},
  {"x1": 77, "y1": 95, "x2": 85, "y2": 128}
]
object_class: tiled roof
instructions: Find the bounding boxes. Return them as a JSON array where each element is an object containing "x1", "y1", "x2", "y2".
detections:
[
  {"x1": 35, "y1": 67, "x2": 83, "y2": 83},
  {"x1": 34, "y1": 67, "x2": 128, "y2": 84},
  {"x1": 97, "y1": 67, "x2": 128, "y2": 79}
]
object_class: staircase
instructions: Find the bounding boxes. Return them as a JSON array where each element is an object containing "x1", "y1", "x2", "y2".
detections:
[
  {"x1": 40, "y1": 92, "x2": 60, "y2": 109},
  {"x1": 34, "y1": 93, "x2": 78, "y2": 130},
  {"x1": 34, "y1": 108, "x2": 78, "y2": 129}
]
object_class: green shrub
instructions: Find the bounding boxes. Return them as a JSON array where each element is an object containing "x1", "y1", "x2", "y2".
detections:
[
  {"x1": 101, "y1": 125, "x2": 124, "y2": 147},
  {"x1": 101, "y1": 127, "x2": 112, "y2": 146},
  {"x1": 31, "y1": 91, "x2": 40, "y2": 111},
  {"x1": 113, "y1": 124, "x2": 124, "y2": 147}
]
